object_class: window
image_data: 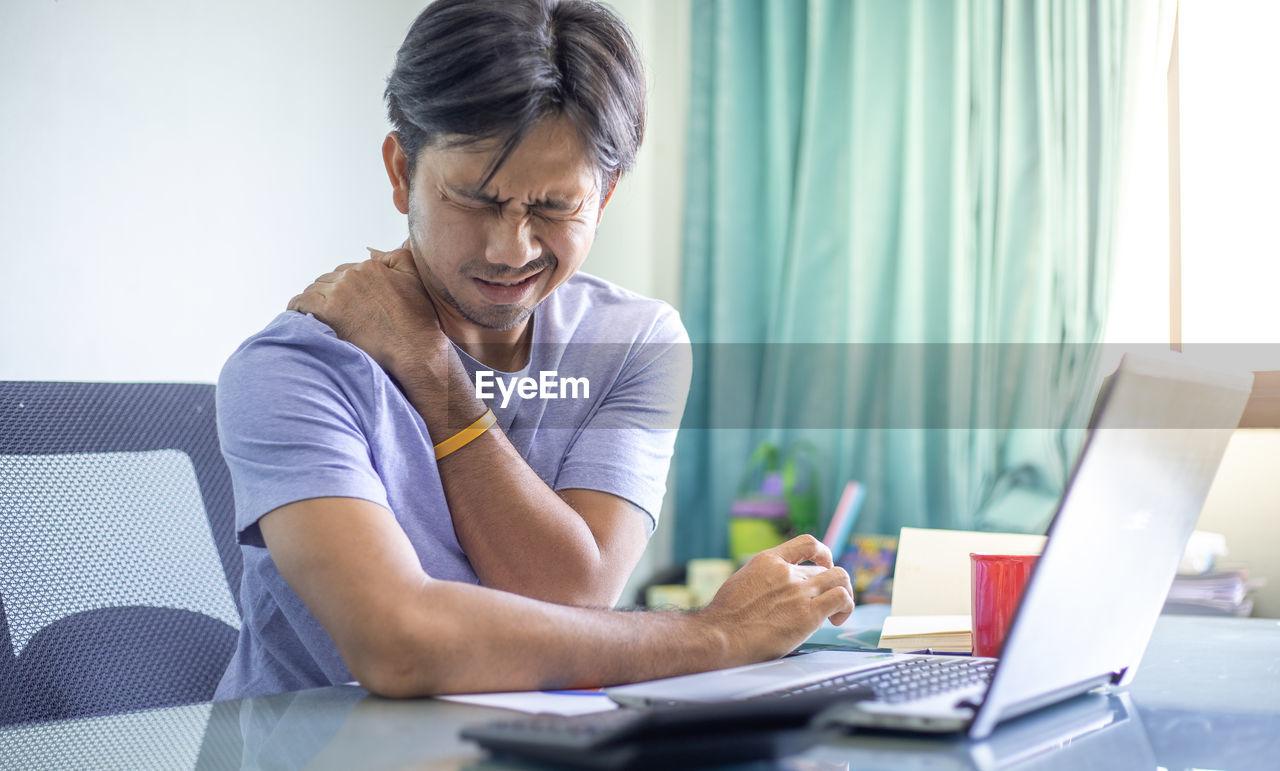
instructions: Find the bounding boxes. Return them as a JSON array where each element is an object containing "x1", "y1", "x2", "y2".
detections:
[
  {"x1": 1107, "y1": 0, "x2": 1280, "y2": 375},
  {"x1": 1179, "y1": 0, "x2": 1280, "y2": 359}
]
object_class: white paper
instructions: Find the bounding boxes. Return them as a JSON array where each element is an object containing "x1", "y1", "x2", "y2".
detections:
[{"x1": 438, "y1": 690, "x2": 620, "y2": 716}]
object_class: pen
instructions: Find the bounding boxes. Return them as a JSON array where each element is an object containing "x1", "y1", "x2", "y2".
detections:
[{"x1": 906, "y1": 648, "x2": 972, "y2": 656}]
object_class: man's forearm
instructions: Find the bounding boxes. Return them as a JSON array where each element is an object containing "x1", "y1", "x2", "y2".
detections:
[
  {"x1": 393, "y1": 344, "x2": 635, "y2": 606},
  {"x1": 259, "y1": 494, "x2": 853, "y2": 701},
  {"x1": 361, "y1": 579, "x2": 730, "y2": 697}
]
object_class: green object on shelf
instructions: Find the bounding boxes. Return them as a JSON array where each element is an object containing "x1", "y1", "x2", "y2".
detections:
[
  {"x1": 728, "y1": 507, "x2": 789, "y2": 562},
  {"x1": 780, "y1": 441, "x2": 820, "y2": 536},
  {"x1": 728, "y1": 441, "x2": 823, "y2": 561}
]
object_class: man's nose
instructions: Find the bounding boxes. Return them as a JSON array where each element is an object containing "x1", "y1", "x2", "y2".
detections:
[{"x1": 485, "y1": 212, "x2": 541, "y2": 269}]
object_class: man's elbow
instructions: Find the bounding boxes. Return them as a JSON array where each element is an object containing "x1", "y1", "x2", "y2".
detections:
[
  {"x1": 540, "y1": 559, "x2": 627, "y2": 608},
  {"x1": 351, "y1": 650, "x2": 426, "y2": 699},
  {"x1": 561, "y1": 583, "x2": 625, "y2": 609},
  {"x1": 344, "y1": 607, "x2": 457, "y2": 698}
]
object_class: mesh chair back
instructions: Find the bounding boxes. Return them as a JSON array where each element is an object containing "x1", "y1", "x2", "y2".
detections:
[{"x1": 0, "y1": 382, "x2": 242, "y2": 725}]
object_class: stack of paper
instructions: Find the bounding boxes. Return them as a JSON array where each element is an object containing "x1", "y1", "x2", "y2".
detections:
[
  {"x1": 878, "y1": 614, "x2": 972, "y2": 653},
  {"x1": 1164, "y1": 569, "x2": 1261, "y2": 616}
]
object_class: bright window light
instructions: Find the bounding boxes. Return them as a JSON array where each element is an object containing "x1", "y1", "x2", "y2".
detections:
[{"x1": 1180, "y1": 0, "x2": 1280, "y2": 363}]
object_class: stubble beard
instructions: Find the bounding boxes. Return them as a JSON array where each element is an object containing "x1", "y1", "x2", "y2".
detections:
[{"x1": 410, "y1": 241, "x2": 556, "y2": 332}]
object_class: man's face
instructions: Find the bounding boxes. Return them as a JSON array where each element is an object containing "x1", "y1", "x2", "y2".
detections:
[{"x1": 396, "y1": 116, "x2": 604, "y2": 333}]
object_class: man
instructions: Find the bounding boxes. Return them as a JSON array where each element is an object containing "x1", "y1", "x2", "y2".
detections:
[{"x1": 214, "y1": 0, "x2": 852, "y2": 701}]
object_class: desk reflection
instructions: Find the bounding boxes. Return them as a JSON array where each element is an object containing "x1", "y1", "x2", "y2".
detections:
[{"x1": 4, "y1": 616, "x2": 1280, "y2": 770}]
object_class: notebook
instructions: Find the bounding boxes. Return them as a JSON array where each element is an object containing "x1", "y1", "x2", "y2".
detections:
[{"x1": 606, "y1": 354, "x2": 1251, "y2": 739}]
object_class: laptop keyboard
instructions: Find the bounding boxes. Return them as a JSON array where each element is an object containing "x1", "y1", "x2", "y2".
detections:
[{"x1": 759, "y1": 656, "x2": 996, "y2": 704}]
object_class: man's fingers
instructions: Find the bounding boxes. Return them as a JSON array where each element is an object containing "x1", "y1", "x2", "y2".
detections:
[
  {"x1": 367, "y1": 246, "x2": 417, "y2": 274},
  {"x1": 816, "y1": 585, "x2": 855, "y2": 627},
  {"x1": 287, "y1": 285, "x2": 329, "y2": 314},
  {"x1": 769, "y1": 534, "x2": 834, "y2": 568},
  {"x1": 806, "y1": 566, "x2": 851, "y2": 596},
  {"x1": 383, "y1": 247, "x2": 417, "y2": 274},
  {"x1": 807, "y1": 566, "x2": 854, "y2": 626}
]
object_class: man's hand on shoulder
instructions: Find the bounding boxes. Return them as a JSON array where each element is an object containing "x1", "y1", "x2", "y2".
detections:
[{"x1": 288, "y1": 247, "x2": 446, "y2": 373}]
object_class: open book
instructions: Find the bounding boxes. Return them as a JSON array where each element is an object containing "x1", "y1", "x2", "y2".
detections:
[{"x1": 878, "y1": 614, "x2": 973, "y2": 653}]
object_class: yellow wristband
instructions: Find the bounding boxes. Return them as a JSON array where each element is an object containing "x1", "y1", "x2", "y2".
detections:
[{"x1": 433, "y1": 409, "x2": 496, "y2": 460}]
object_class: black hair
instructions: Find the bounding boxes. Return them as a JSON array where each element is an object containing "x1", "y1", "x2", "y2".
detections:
[{"x1": 385, "y1": 0, "x2": 646, "y2": 193}]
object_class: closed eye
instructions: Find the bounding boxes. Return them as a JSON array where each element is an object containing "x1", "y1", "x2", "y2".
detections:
[
  {"x1": 442, "y1": 184, "x2": 588, "y2": 221},
  {"x1": 444, "y1": 185, "x2": 503, "y2": 210},
  {"x1": 531, "y1": 206, "x2": 577, "y2": 222},
  {"x1": 531, "y1": 197, "x2": 588, "y2": 220}
]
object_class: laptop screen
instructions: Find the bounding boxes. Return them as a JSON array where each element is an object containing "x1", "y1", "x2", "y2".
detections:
[{"x1": 971, "y1": 355, "x2": 1250, "y2": 737}]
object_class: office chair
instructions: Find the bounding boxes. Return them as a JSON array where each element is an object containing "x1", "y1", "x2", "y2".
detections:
[{"x1": 0, "y1": 382, "x2": 243, "y2": 726}]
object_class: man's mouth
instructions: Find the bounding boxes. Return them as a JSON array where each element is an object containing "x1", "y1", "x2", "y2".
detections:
[
  {"x1": 478, "y1": 275, "x2": 536, "y2": 287},
  {"x1": 472, "y1": 271, "x2": 543, "y2": 304}
]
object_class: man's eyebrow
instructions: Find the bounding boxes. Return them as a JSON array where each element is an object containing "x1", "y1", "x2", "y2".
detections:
[
  {"x1": 448, "y1": 184, "x2": 504, "y2": 204},
  {"x1": 448, "y1": 184, "x2": 584, "y2": 212}
]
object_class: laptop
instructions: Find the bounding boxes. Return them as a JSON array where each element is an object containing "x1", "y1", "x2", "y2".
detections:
[{"x1": 607, "y1": 354, "x2": 1251, "y2": 740}]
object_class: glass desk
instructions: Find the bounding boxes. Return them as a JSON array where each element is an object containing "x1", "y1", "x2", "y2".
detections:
[{"x1": 3, "y1": 614, "x2": 1278, "y2": 770}]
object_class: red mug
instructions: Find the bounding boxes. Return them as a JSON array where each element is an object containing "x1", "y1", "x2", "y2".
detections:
[{"x1": 970, "y1": 553, "x2": 1038, "y2": 658}]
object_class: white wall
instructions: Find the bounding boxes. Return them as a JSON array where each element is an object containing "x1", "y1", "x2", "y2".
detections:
[
  {"x1": 1, "y1": 1, "x2": 421, "y2": 381},
  {"x1": 1196, "y1": 431, "x2": 1280, "y2": 618},
  {"x1": 591, "y1": 0, "x2": 689, "y2": 309}
]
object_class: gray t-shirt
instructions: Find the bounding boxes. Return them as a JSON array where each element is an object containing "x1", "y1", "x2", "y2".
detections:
[{"x1": 213, "y1": 273, "x2": 691, "y2": 700}]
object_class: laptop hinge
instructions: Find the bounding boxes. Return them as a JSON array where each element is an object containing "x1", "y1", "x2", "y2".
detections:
[{"x1": 970, "y1": 674, "x2": 1113, "y2": 739}]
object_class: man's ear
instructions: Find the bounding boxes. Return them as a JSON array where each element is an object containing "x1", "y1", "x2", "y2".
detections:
[
  {"x1": 383, "y1": 133, "x2": 411, "y2": 215},
  {"x1": 596, "y1": 174, "x2": 619, "y2": 225}
]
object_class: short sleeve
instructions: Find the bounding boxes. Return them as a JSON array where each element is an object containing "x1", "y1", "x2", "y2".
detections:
[
  {"x1": 554, "y1": 308, "x2": 692, "y2": 531},
  {"x1": 216, "y1": 314, "x2": 390, "y2": 546}
]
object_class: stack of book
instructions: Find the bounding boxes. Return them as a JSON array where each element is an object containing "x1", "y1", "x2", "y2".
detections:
[{"x1": 1163, "y1": 569, "x2": 1260, "y2": 617}]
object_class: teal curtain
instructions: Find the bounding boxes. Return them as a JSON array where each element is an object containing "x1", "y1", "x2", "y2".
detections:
[{"x1": 675, "y1": 0, "x2": 1148, "y2": 561}]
